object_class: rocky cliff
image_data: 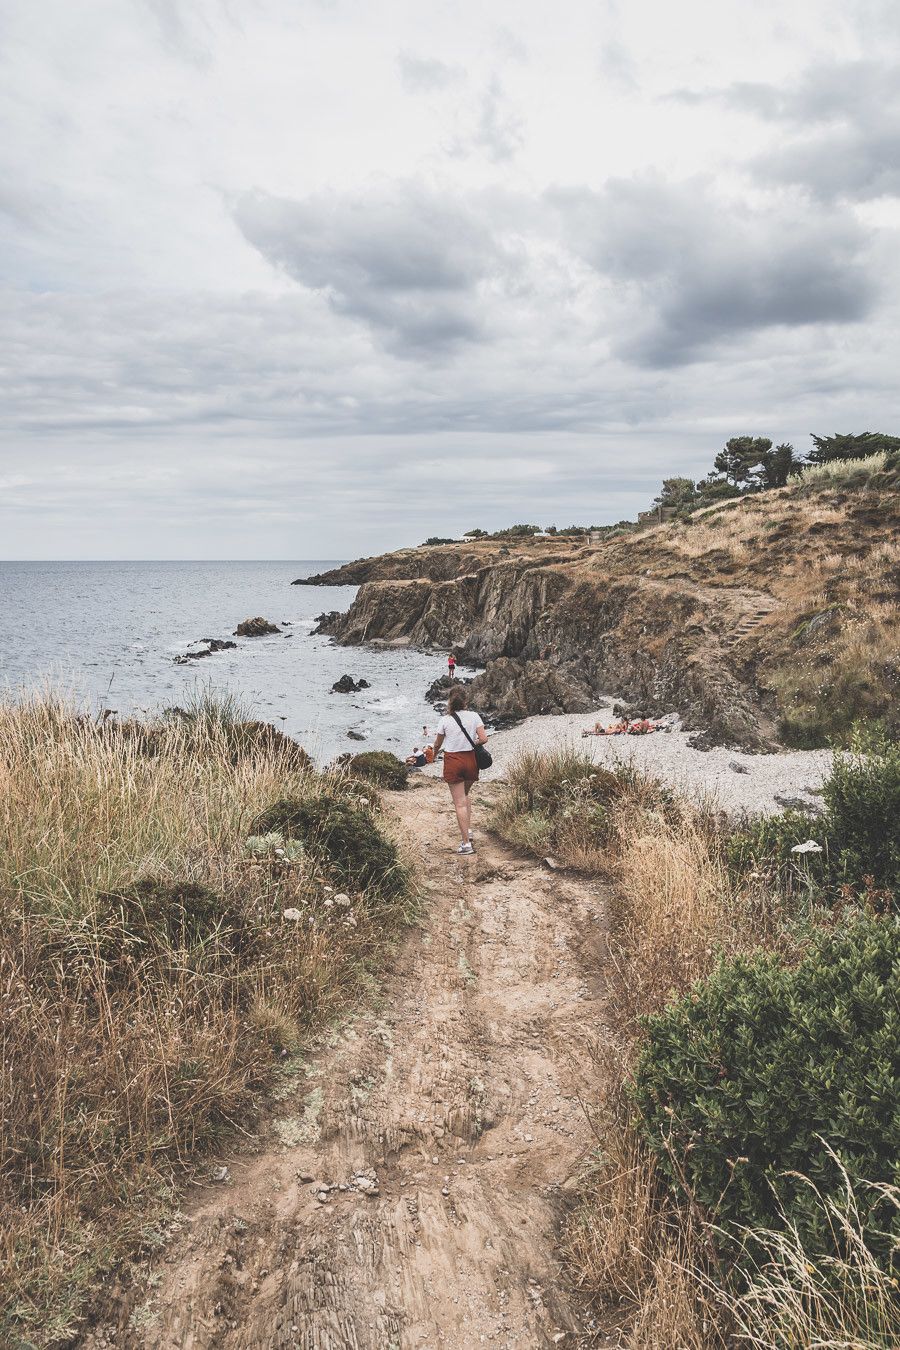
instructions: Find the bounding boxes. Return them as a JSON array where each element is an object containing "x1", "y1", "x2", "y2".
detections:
[{"x1": 301, "y1": 478, "x2": 900, "y2": 749}]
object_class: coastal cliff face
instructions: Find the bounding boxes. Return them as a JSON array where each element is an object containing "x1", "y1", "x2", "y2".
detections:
[{"x1": 305, "y1": 480, "x2": 900, "y2": 748}]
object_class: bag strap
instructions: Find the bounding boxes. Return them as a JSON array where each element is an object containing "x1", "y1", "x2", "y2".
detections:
[{"x1": 450, "y1": 710, "x2": 478, "y2": 750}]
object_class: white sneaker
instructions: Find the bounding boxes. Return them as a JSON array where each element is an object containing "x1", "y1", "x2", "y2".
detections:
[
  {"x1": 468, "y1": 829, "x2": 474, "y2": 841},
  {"x1": 456, "y1": 842, "x2": 475, "y2": 854}
]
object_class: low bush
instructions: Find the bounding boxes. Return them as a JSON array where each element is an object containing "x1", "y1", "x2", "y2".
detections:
[
  {"x1": 728, "y1": 728, "x2": 900, "y2": 908},
  {"x1": 490, "y1": 745, "x2": 667, "y2": 871},
  {"x1": 722, "y1": 1168, "x2": 900, "y2": 1349},
  {"x1": 252, "y1": 792, "x2": 409, "y2": 900},
  {"x1": 91, "y1": 878, "x2": 253, "y2": 985},
  {"x1": 823, "y1": 725, "x2": 900, "y2": 899},
  {"x1": 348, "y1": 749, "x2": 408, "y2": 790},
  {"x1": 725, "y1": 809, "x2": 824, "y2": 895},
  {"x1": 631, "y1": 914, "x2": 900, "y2": 1269}
]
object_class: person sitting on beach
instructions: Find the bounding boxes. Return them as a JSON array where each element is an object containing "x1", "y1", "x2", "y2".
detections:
[{"x1": 405, "y1": 743, "x2": 436, "y2": 767}]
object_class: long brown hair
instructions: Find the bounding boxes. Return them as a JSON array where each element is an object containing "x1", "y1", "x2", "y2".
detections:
[{"x1": 446, "y1": 686, "x2": 468, "y2": 713}]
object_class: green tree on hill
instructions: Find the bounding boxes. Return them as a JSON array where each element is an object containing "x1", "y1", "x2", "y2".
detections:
[
  {"x1": 495, "y1": 523, "x2": 540, "y2": 537},
  {"x1": 808, "y1": 431, "x2": 900, "y2": 464},
  {"x1": 755, "y1": 442, "x2": 803, "y2": 489},
  {"x1": 696, "y1": 472, "x2": 741, "y2": 504},
  {"x1": 654, "y1": 476, "x2": 698, "y2": 511},
  {"x1": 713, "y1": 436, "x2": 773, "y2": 488}
]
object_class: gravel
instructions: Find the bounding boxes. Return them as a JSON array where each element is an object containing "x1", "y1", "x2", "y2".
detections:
[{"x1": 424, "y1": 698, "x2": 832, "y2": 817}]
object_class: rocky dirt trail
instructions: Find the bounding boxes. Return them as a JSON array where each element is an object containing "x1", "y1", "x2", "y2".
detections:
[{"x1": 86, "y1": 780, "x2": 615, "y2": 1350}]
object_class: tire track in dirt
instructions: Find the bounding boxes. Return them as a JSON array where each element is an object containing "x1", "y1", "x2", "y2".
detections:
[{"x1": 87, "y1": 779, "x2": 614, "y2": 1350}]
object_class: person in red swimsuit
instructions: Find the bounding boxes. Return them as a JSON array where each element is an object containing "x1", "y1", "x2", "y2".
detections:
[
  {"x1": 432, "y1": 687, "x2": 489, "y2": 855},
  {"x1": 447, "y1": 652, "x2": 457, "y2": 680}
]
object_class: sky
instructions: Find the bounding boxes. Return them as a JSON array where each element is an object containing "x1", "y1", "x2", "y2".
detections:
[{"x1": 1, "y1": 0, "x2": 899, "y2": 558}]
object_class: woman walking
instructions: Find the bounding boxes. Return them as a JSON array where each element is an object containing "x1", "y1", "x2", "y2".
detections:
[{"x1": 432, "y1": 687, "x2": 489, "y2": 854}]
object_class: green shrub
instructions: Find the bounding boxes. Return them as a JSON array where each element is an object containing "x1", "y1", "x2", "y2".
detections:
[
  {"x1": 630, "y1": 914, "x2": 900, "y2": 1268},
  {"x1": 251, "y1": 793, "x2": 408, "y2": 900},
  {"x1": 90, "y1": 878, "x2": 252, "y2": 986},
  {"x1": 490, "y1": 748, "x2": 622, "y2": 861},
  {"x1": 823, "y1": 726, "x2": 900, "y2": 898},
  {"x1": 729, "y1": 728, "x2": 899, "y2": 908},
  {"x1": 726, "y1": 810, "x2": 824, "y2": 894},
  {"x1": 348, "y1": 749, "x2": 408, "y2": 790}
]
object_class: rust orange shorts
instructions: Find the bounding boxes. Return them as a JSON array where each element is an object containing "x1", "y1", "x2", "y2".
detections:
[{"x1": 442, "y1": 750, "x2": 479, "y2": 785}]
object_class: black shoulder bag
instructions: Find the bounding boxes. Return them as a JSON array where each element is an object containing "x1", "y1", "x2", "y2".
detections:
[{"x1": 451, "y1": 712, "x2": 493, "y2": 769}]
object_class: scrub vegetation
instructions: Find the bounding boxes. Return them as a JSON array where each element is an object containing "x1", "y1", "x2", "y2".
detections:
[
  {"x1": 0, "y1": 695, "x2": 415, "y2": 1346},
  {"x1": 346, "y1": 748, "x2": 410, "y2": 791},
  {"x1": 492, "y1": 739, "x2": 900, "y2": 1348}
]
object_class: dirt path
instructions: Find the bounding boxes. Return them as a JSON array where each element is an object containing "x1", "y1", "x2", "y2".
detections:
[{"x1": 89, "y1": 780, "x2": 613, "y2": 1350}]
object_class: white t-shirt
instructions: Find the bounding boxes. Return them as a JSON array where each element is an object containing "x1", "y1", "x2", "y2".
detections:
[{"x1": 437, "y1": 709, "x2": 485, "y2": 754}]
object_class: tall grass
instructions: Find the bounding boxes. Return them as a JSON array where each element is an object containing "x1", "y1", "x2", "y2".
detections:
[
  {"x1": 719, "y1": 1166, "x2": 900, "y2": 1349},
  {"x1": 489, "y1": 744, "x2": 668, "y2": 874},
  {"x1": 800, "y1": 452, "x2": 888, "y2": 487},
  {"x1": 0, "y1": 695, "x2": 414, "y2": 1345}
]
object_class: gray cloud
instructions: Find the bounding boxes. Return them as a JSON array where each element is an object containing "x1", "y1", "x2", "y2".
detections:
[
  {"x1": 473, "y1": 77, "x2": 525, "y2": 162},
  {"x1": 551, "y1": 175, "x2": 876, "y2": 365},
  {"x1": 675, "y1": 61, "x2": 900, "y2": 201},
  {"x1": 232, "y1": 185, "x2": 508, "y2": 353}
]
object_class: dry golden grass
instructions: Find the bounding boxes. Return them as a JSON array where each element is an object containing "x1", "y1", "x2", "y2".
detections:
[
  {"x1": 719, "y1": 1173, "x2": 900, "y2": 1349},
  {"x1": 0, "y1": 694, "x2": 415, "y2": 1345},
  {"x1": 799, "y1": 451, "x2": 889, "y2": 487},
  {"x1": 566, "y1": 1083, "x2": 728, "y2": 1348},
  {"x1": 769, "y1": 602, "x2": 900, "y2": 745}
]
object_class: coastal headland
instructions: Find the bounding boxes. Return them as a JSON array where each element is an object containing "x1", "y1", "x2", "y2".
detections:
[{"x1": 298, "y1": 474, "x2": 899, "y2": 752}]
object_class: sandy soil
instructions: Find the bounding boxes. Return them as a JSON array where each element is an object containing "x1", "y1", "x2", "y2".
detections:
[
  {"x1": 86, "y1": 780, "x2": 616, "y2": 1350},
  {"x1": 423, "y1": 700, "x2": 831, "y2": 817}
]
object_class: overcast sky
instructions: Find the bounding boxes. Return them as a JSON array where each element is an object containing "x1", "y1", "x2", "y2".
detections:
[{"x1": 2, "y1": 0, "x2": 899, "y2": 558}]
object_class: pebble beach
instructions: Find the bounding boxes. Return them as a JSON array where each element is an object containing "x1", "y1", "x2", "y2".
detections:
[{"x1": 425, "y1": 698, "x2": 832, "y2": 818}]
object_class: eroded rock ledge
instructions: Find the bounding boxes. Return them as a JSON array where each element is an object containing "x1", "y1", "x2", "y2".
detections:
[{"x1": 310, "y1": 554, "x2": 768, "y2": 747}]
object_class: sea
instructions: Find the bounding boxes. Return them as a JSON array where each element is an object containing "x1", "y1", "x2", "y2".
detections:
[{"x1": 0, "y1": 561, "x2": 468, "y2": 765}]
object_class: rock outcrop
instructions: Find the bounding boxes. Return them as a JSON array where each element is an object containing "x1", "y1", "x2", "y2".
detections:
[
  {"x1": 234, "y1": 617, "x2": 280, "y2": 638},
  {"x1": 331, "y1": 675, "x2": 371, "y2": 694},
  {"x1": 175, "y1": 638, "x2": 238, "y2": 664},
  {"x1": 313, "y1": 610, "x2": 343, "y2": 635},
  {"x1": 314, "y1": 560, "x2": 765, "y2": 744}
]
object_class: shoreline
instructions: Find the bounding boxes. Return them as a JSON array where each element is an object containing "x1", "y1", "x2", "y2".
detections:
[{"x1": 423, "y1": 699, "x2": 832, "y2": 817}]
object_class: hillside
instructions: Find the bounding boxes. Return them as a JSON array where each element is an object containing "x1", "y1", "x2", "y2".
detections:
[{"x1": 306, "y1": 474, "x2": 899, "y2": 749}]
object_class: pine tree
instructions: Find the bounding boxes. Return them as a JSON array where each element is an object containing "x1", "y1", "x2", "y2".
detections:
[{"x1": 713, "y1": 436, "x2": 772, "y2": 488}]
